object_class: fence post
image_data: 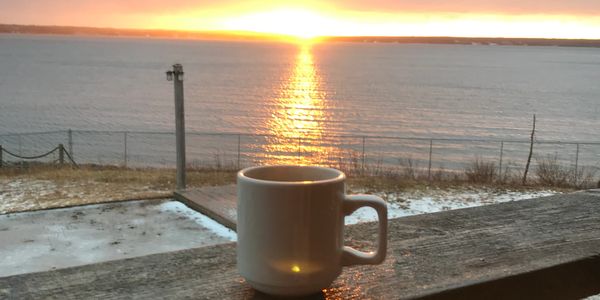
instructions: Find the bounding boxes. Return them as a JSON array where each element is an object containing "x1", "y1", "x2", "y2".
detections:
[
  {"x1": 18, "y1": 134, "x2": 22, "y2": 158},
  {"x1": 0, "y1": 145, "x2": 3, "y2": 168},
  {"x1": 237, "y1": 134, "x2": 241, "y2": 170},
  {"x1": 123, "y1": 131, "x2": 128, "y2": 167},
  {"x1": 428, "y1": 139, "x2": 433, "y2": 181},
  {"x1": 575, "y1": 143, "x2": 580, "y2": 185},
  {"x1": 362, "y1": 136, "x2": 366, "y2": 173},
  {"x1": 59, "y1": 144, "x2": 65, "y2": 165},
  {"x1": 68, "y1": 129, "x2": 73, "y2": 160},
  {"x1": 499, "y1": 141, "x2": 504, "y2": 179},
  {"x1": 17, "y1": 135, "x2": 23, "y2": 169}
]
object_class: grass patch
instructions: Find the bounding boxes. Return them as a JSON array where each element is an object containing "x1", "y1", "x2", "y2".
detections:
[
  {"x1": 0, "y1": 163, "x2": 236, "y2": 214},
  {"x1": 1, "y1": 157, "x2": 590, "y2": 214},
  {"x1": 465, "y1": 159, "x2": 496, "y2": 184},
  {"x1": 0, "y1": 163, "x2": 236, "y2": 188},
  {"x1": 535, "y1": 155, "x2": 598, "y2": 188}
]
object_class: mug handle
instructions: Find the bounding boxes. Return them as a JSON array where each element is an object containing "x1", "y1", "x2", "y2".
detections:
[{"x1": 341, "y1": 195, "x2": 388, "y2": 266}]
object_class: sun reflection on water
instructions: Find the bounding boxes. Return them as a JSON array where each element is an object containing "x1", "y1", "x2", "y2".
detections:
[{"x1": 262, "y1": 44, "x2": 333, "y2": 165}]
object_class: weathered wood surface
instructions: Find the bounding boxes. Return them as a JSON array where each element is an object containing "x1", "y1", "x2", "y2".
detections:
[
  {"x1": 174, "y1": 185, "x2": 237, "y2": 231},
  {"x1": 2, "y1": 191, "x2": 600, "y2": 299}
]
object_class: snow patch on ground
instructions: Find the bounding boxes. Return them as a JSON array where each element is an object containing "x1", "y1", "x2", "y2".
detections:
[
  {"x1": 344, "y1": 188, "x2": 558, "y2": 225},
  {"x1": 0, "y1": 199, "x2": 233, "y2": 277},
  {"x1": 0, "y1": 177, "x2": 170, "y2": 214},
  {"x1": 158, "y1": 201, "x2": 237, "y2": 241},
  {"x1": 0, "y1": 179, "x2": 54, "y2": 212}
]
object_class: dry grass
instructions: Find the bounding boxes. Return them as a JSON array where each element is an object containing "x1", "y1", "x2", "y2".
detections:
[
  {"x1": 0, "y1": 163, "x2": 236, "y2": 214},
  {"x1": 0, "y1": 163, "x2": 236, "y2": 188},
  {"x1": 464, "y1": 159, "x2": 497, "y2": 184},
  {"x1": 535, "y1": 155, "x2": 598, "y2": 188},
  {"x1": 535, "y1": 156, "x2": 573, "y2": 187},
  {"x1": 1, "y1": 156, "x2": 589, "y2": 214}
]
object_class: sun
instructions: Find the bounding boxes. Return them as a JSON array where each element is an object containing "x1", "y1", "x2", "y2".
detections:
[{"x1": 220, "y1": 8, "x2": 333, "y2": 40}]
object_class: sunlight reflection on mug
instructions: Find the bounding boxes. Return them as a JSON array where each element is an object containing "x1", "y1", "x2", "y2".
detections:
[
  {"x1": 262, "y1": 44, "x2": 334, "y2": 165},
  {"x1": 269, "y1": 259, "x2": 324, "y2": 276}
]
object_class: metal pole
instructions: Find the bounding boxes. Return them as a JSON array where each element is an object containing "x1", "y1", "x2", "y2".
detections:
[
  {"x1": 59, "y1": 144, "x2": 65, "y2": 165},
  {"x1": 574, "y1": 143, "x2": 580, "y2": 185},
  {"x1": 362, "y1": 136, "x2": 366, "y2": 173},
  {"x1": 499, "y1": 141, "x2": 504, "y2": 179},
  {"x1": 428, "y1": 139, "x2": 433, "y2": 181},
  {"x1": 170, "y1": 64, "x2": 186, "y2": 190},
  {"x1": 237, "y1": 134, "x2": 241, "y2": 170},
  {"x1": 18, "y1": 135, "x2": 22, "y2": 169},
  {"x1": 124, "y1": 131, "x2": 128, "y2": 167},
  {"x1": 68, "y1": 129, "x2": 73, "y2": 159}
]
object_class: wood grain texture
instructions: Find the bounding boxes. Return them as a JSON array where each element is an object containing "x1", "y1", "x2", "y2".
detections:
[
  {"x1": 174, "y1": 185, "x2": 237, "y2": 231},
  {"x1": 2, "y1": 191, "x2": 600, "y2": 299}
]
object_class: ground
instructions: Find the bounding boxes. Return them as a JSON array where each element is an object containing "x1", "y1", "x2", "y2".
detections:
[
  {"x1": 0, "y1": 177, "x2": 170, "y2": 214},
  {"x1": 0, "y1": 166, "x2": 235, "y2": 214},
  {"x1": 0, "y1": 199, "x2": 235, "y2": 277},
  {"x1": 347, "y1": 186, "x2": 557, "y2": 224},
  {"x1": 0, "y1": 174, "x2": 562, "y2": 215},
  {"x1": 0, "y1": 173, "x2": 561, "y2": 278}
]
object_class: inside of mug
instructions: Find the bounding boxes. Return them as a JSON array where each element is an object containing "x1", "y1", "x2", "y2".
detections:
[{"x1": 242, "y1": 166, "x2": 343, "y2": 182}]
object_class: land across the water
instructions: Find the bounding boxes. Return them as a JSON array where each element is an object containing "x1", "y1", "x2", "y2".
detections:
[{"x1": 2, "y1": 23, "x2": 600, "y2": 47}]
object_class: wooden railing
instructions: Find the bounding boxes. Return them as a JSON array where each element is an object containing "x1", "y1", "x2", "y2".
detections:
[{"x1": 1, "y1": 190, "x2": 599, "y2": 299}]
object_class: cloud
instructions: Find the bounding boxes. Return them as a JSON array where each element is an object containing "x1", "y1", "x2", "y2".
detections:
[
  {"x1": 0, "y1": 0, "x2": 249, "y2": 18},
  {"x1": 4, "y1": 0, "x2": 600, "y2": 16},
  {"x1": 335, "y1": 0, "x2": 600, "y2": 15},
  {"x1": 1, "y1": 0, "x2": 598, "y2": 30}
]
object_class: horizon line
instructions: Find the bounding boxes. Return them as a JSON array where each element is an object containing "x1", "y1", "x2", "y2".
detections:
[{"x1": 2, "y1": 23, "x2": 600, "y2": 42}]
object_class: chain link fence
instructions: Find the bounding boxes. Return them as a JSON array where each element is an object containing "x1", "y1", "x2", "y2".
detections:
[{"x1": 1, "y1": 129, "x2": 599, "y2": 183}]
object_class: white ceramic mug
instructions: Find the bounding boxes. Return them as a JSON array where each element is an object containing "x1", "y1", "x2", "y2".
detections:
[{"x1": 237, "y1": 165, "x2": 388, "y2": 297}]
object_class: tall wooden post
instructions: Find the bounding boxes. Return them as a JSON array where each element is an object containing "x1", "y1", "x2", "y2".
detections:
[
  {"x1": 68, "y1": 129, "x2": 73, "y2": 160},
  {"x1": 428, "y1": 139, "x2": 433, "y2": 181},
  {"x1": 522, "y1": 114, "x2": 536, "y2": 185},
  {"x1": 574, "y1": 143, "x2": 580, "y2": 185},
  {"x1": 498, "y1": 141, "x2": 504, "y2": 179},
  {"x1": 123, "y1": 131, "x2": 128, "y2": 167},
  {"x1": 362, "y1": 136, "x2": 366, "y2": 173},
  {"x1": 237, "y1": 134, "x2": 241, "y2": 170},
  {"x1": 168, "y1": 64, "x2": 186, "y2": 190}
]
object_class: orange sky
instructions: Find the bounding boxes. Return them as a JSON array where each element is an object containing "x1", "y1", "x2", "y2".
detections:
[{"x1": 2, "y1": 0, "x2": 600, "y2": 39}]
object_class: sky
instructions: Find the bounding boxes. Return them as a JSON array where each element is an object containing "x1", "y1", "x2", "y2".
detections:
[{"x1": 2, "y1": 0, "x2": 600, "y2": 39}]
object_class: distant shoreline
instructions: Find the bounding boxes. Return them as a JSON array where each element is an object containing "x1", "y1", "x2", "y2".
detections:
[
  {"x1": 326, "y1": 36, "x2": 600, "y2": 48},
  {"x1": 2, "y1": 23, "x2": 600, "y2": 47}
]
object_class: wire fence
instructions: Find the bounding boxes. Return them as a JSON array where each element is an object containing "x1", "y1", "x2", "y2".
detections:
[{"x1": 1, "y1": 129, "x2": 599, "y2": 183}]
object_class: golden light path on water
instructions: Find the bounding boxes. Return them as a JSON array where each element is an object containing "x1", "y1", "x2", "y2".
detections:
[{"x1": 261, "y1": 44, "x2": 335, "y2": 165}]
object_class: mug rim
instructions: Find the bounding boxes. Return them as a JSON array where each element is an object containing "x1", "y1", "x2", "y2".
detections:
[{"x1": 238, "y1": 165, "x2": 345, "y2": 186}]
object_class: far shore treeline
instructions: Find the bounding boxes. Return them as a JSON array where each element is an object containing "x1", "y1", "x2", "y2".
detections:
[{"x1": 2, "y1": 23, "x2": 600, "y2": 47}]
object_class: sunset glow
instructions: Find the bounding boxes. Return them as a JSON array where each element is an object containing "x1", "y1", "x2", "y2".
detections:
[
  {"x1": 220, "y1": 9, "x2": 332, "y2": 39},
  {"x1": 262, "y1": 44, "x2": 335, "y2": 165},
  {"x1": 2, "y1": 0, "x2": 600, "y2": 39},
  {"x1": 217, "y1": 10, "x2": 600, "y2": 39}
]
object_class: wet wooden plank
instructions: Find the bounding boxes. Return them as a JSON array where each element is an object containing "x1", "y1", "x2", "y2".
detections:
[
  {"x1": 174, "y1": 185, "x2": 237, "y2": 231},
  {"x1": 2, "y1": 191, "x2": 600, "y2": 299}
]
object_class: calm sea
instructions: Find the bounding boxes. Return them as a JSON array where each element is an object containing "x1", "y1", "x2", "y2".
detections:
[{"x1": 0, "y1": 34, "x2": 599, "y2": 169}]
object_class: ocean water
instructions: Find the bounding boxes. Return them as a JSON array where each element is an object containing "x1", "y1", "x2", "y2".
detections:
[{"x1": 0, "y1": 34, "x2": 599, "y2": 170}]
